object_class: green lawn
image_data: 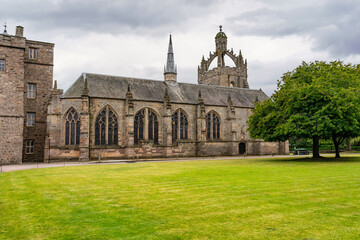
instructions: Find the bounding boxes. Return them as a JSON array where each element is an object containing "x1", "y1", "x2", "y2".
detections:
[{"x1": 1, "y1": 157, "x2": 360, "y2": 239}]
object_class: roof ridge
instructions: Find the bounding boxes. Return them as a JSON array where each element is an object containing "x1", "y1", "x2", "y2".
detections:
[
  {"x1": 84, "y1": 72, "x2": 163, "y2": 83},
  {"x1": 84, "y1": 72, "x2": 263, "y2": 92}
]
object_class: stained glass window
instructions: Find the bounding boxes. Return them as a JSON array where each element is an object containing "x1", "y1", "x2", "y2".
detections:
[
  {"x1": 172, "y1": 109, "x2": 188, "y2": 142},
  {"x1": 206, "y1": 113, "x2": 211, "y2": 139},
  {"x1": 213, "y1": 114, "x2": 220, "y2": 139},
  {"x1": 206, "y1": 111, "x2": 220, "y2": 140},
  {"x1": 108, "y1": 109, "x2": 118, "y2": 145},
  {"x1": 148, "y1": 110, "x2": 158, "y2": 144},
  {"x1": 134, "y1": 108, "x2": 159, "y2": 144},
  {"x1": 134, "y1": 109, "x2": 144, "y2": 144},
  {"x1": 95, "y1": 106, "x2": 118, "y2": 145},
  {"x1": 65, "y1": 108, "x2": 81, "y2": 145},
  {"x1": 180, "y1": 111, "x2": 188, "y2": 140},
  {"x1": 172, "y1": 112, "x2": 178, "y2": 142}
]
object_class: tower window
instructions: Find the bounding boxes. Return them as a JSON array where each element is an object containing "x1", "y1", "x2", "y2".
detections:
[
  {"x1": 26, "y1": 112, "x2": 36, "y2": 126},
  {"x1": 0, "y1": 60, "x2": 5, "y2": 71},
  {"x1": 27, "y1": 84, "x2": 36, "y2": 98},
  {"x1": 25, "y1": 140, "x2": 34, "y2": 154},
  {"x1": 29, "y1": 48, "x2": 37, "y2": 59}
]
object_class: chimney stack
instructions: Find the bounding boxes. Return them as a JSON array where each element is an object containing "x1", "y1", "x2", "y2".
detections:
[{"x1": 15, "y1": 26, "x2": 23, "y2": 37}]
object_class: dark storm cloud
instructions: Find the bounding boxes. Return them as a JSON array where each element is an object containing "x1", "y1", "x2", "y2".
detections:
[
  {"x1": 1, "y1": 0, "x2": 217, "y2": 35},
  {"x1": 227, "y1": 0, "x2": 360, "y2": 56}
]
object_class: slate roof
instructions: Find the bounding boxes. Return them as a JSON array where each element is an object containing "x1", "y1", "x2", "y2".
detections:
[{"x1": 63, "y1": 73, "x2": 268, "y2": 108}]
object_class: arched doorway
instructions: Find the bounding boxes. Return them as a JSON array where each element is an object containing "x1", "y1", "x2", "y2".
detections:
[{"x1": 239, "y1": 142, "x2": 246, "y2": 155}]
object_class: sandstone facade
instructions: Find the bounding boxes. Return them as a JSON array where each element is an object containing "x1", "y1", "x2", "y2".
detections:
[
  {"x1": 0, "y1": 26, "x2": 54, "y2": 164},
  {"x1": 46, "y1": 28, "x2": 288, "y2": 161}
]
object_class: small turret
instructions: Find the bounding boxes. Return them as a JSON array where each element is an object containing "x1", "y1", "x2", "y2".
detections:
[
  {"x1": 215, "y1": 25, "x2": 227, "y2": 53},
  {"x1": 164, "y1": 34, "x2": 177, "y2": 84},
  {"x1": 3, "y1": 23, "x2": 8, "y2": 35}
]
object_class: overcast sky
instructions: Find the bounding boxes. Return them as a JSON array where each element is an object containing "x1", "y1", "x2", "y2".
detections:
[{"x1": 2, "y1": 0, "x2": 360, "y2": 95}]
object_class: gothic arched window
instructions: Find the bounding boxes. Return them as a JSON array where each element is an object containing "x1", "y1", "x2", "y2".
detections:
[
  {"x1": 65, "y1": 108, "x2": 80, "y2": 145},
  {"x1": 108, "y1": 110, "x2": 118, "y2": 145},
  {"x1": 148, "y1": 110, "x2": 159, "y2": 144},
  {"x1": 172, "y1": 109, "x2": 188, "y2": 142},
  {"x1": 134, "y1": 108, "x2": 159, "y2": 144},
  {"x1": 134, "y1": 109, "x2": 145, "y2": 144},
  {"x1": 206, "y1": 111, "x2": 220, "y2": 140},
  {"x1": 95, "y1": 106, "x2": 118, "y2": 146}
]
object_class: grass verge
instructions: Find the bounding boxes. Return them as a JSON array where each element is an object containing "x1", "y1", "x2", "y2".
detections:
[{"x1": 1, "y1": 156, "x2": 360, "y2": 239}]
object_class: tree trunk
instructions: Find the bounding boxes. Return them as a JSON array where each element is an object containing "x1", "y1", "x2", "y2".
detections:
[
  {"x1": 346, "y1": 138, "x2": 351, "y2": 151},
  {"x1": 312, "y1": 135, "x2": 320, "y2": 158},
  {"x1": 332, "y1": 136, "x2": 341, "y2": 158},
  {"x1": 334, "y1": 142, "x2": 340, "y2": 158}
]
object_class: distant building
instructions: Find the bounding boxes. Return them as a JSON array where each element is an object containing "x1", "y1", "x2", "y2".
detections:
[
  {"x1": 0, "y1": 25, "x2": 54, "y2": 164},
  {"x1": 45, "y1": 27, "x2": 288, "y2": 161}
]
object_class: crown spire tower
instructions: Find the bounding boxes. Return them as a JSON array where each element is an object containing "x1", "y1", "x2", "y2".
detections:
[
  {"x1": 197, "y1": 26, "x2": 249, "y2": 88},
  {"x1": 164, "y1": 34, "x2": 177, "y2": 84}
]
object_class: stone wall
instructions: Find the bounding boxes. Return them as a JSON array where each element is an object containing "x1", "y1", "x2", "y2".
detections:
[
  {"x1": 47, "y1": 92, "x2": 289, "y2": 161},
  {"x1": 23, "y1": 40, "x2": 54, "y2": 162},
  {"x1": 0, "y1": 34, "x2": 25, "y2": 164},
  {"x1": 0, "y1": 30, "x2": 54, "y2": 164},
  {"x1": 199, "y1": 66, "x2": 248, "y2": 88},
  {"x1": 0, "y1": 117, "x2": 24, "y2": 164}
]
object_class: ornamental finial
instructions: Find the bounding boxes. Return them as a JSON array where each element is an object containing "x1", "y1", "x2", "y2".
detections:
[
  {"x1": 219, "y1": 25, "x2": 222, "y2": 32},
  {"x1": 3, "y1": 22, "x2": 8, "y2": 34}
]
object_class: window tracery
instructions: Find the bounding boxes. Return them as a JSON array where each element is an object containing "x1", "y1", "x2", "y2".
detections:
[
  {"x1": 134, "y1": 108, "x2": 159, "y2": 144},
  {"x1": 95, "y1": 106, "x2": 118, "y2": 146},
  {"x1": 65, "y1": 108, "x2": 80, "y2": 145},
  {"x1": 206, "y1": 111, "x2": 220, "y2": 140},
  {"x1": 134, "y1": 109, "x2": 144, "y2": 144},
  {"x1": 148, "y1": 111, "x2": 159, "y2": 144},
  {"x1": 172, "y1": 109, "x2": 188, "y2": 142}
]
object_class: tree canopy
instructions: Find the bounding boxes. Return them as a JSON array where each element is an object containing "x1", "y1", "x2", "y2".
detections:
[{"x1": 248, "y1": 61, "x2": 360, "y2": 158}]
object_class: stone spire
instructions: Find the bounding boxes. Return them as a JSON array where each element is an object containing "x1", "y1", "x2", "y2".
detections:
[{"x1": 164, "y1": 34, "x2": 177, "y2": 84}]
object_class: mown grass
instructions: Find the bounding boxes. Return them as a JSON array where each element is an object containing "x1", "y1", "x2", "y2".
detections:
[{"x1": 1, "y1": 156, "x2": 360, "y2": 239}]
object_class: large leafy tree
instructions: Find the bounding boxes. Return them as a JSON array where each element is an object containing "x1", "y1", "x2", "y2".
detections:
[{"x1": 249, "y1": 61, "x2": 360, "y2": 158}]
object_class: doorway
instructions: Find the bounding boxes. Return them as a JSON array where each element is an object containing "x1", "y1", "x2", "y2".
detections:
[{"x1": 239, "y1": 142, "x2": 246, "y2": 155}]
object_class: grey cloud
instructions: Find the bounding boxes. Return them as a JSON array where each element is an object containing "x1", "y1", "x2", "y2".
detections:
[
  {"x1": 1, "y1": 0, "x2": 218, "y2": 36},
  {"x1": 227, "y1": 0, "x2": 360, "y2": 56}
]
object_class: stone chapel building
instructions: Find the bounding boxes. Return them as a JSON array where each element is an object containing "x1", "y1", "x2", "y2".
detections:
[{"x1": 45, "y1": 27, "x2": 289, "y2": 161}]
